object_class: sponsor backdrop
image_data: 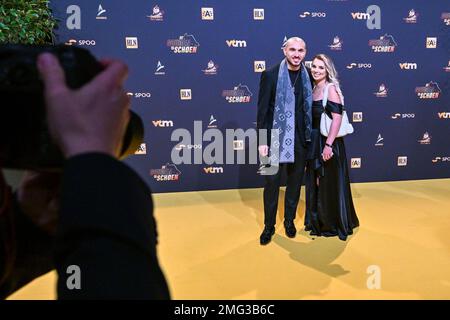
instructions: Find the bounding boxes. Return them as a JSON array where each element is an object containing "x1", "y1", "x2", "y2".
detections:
[{"x1": 51, "y1": 0, "x2": 449, "y2": 193}]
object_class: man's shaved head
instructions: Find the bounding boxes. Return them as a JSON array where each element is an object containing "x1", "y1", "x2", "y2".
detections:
[{"x1": 284, "y1": 37, "x2": 307, "y2": 49}]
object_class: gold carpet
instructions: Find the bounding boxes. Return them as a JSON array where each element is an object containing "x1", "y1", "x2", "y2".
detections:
[{"x1": 7, "y1": 179, "x2": 450, "y2": 300}]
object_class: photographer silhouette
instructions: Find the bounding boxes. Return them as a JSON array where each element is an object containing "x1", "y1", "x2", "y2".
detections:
[{"x1": 0, "y1": 52, "x2": 170, "y2": 299}]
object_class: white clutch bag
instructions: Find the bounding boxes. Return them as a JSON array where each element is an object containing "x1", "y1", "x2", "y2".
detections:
[{"x1": 319, "y1": 83, "x2": 354, "y2": 137}]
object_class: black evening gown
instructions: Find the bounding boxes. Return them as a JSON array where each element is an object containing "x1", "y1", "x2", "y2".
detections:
[{"x1": 304, "y1": 100, "x2": 359, "y2": 241}]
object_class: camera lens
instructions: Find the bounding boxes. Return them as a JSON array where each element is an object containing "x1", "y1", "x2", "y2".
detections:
[{"x1": 120, "y1": 111, "x2": 144, "y2": 159}]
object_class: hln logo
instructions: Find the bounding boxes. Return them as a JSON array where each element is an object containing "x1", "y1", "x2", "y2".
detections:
[
  {"x1": 398, "y1": 156, "x2": 408, "y2": 166},
  {"x1": 152, "y1": 120, "x2": 174, "y2": 127},
  {"x1": 203, "y1": 167, "x2": 224, "y2": 174},
  {"x1": 351, "y1": 158, "x2": 361, "y2": 168},
  {"x1": 201, "y1": 8, "x2": 214, "y2": 20},
  {"x1": 426, "y1": 37, "x2": 437, "y2": 48},
  {"x1": 254, "y1": 9, "x2": 264, "y2": 20},
  {"x1": 254, "y1": 61, "x2": 266, "y2": 72},
  {"x1": 125, "y1": 37, "x2": 138, "y2": 49},
  {"x1": 353, "y1": 112, "x2": 363, "y2": 122},
  {"x1": 399, "y1": 63, "x2": 417, "y2": 70},
  {"x1": 226, "y1": 40, "x2": 247, "y2": 48},
  {"x1": 233, "y1": 140, "x2": 244, "y2": 150},
  {"x1": 180, "y1": 89, "x2": 192, "y2": 100}
]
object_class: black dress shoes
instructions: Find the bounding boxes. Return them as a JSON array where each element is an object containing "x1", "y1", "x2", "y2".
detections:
[
  {"x1": 260, "y1": 226, "x2": 275, "y2": 245},
  {"x1": 284, "y1": 220, "x2": 297, "y2": 238}
]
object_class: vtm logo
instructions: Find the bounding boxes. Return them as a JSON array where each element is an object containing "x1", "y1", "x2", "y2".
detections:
[
  {"x1": 226, "y1": 40, "x2": 247, "y2": 48},
  {"x1": 399, "y1": 62, "x2": 417, "y2": 70},
  {"x1": 152, "y1": 120, "x2": 174, "y2": 127},
  {"x1": 351, "y1": 12, "x2": 371, "y2": 20},
  {"x1": 203, "y1": 167, "x2": 224, "y2": 174},
  {"x1": 438, "y1": 112, "x2": 450, "y2": 119}
]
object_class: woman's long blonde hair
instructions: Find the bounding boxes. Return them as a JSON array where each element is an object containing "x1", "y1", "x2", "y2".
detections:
[{"x1": 313, "y1": 54, "x2": 344, "y2": 105}]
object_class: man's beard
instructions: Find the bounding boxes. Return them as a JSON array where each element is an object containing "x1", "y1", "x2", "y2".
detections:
[{"x1": 286, "y1": 57, "x2": 301, "y2": 69}]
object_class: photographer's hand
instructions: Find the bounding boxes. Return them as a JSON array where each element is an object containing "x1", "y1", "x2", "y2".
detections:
[
  {"x1": 15, "y1": 54, "x2": 131, "y2": 233},
  {"x1": 37, "y1": 53, "x2": 131, "y2": 158}
]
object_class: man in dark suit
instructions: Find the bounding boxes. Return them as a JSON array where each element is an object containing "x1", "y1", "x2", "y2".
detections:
[
  {"x1": 0, "y1": 53, "x2": 170, "y2": 299},
  {"x1": 257, "y1": 37, "x2": 312, "y2": 245}
]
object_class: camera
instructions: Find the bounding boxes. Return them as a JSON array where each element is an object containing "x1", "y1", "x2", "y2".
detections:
[{"x1": 0, "y1": 44, "x2": 143, "y2": 170}]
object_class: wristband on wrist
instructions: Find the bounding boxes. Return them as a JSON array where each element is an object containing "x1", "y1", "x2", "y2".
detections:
[{"x1": 325, "y1": 143, "x2": 333, "y2": 148}]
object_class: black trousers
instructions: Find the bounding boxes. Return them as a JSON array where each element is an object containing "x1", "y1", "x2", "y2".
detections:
[{"x1": 263, "y1": 146, "x2": 307, "y2": 227}]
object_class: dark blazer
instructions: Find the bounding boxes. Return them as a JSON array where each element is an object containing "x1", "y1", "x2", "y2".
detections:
[
  {"x1": 0, "y1": 153, "x2": 170, "y2": 300},
  {"x1": 257, "y1": 63, "x2": 313, "y2": 147}
]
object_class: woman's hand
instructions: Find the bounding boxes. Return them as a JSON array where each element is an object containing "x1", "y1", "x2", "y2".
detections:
[{"x1": 322, "y1": 145, "x2": 333, "y2": 162}]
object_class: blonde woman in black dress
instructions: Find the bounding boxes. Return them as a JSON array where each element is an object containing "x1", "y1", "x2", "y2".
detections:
[{"x1": 304, "y1": 54, "x2": 359, "y2": 241}]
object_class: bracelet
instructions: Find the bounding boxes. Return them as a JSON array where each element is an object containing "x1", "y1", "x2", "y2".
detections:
[{"x1": 325, "y1": 143, "x2": 333, "y2": 148}]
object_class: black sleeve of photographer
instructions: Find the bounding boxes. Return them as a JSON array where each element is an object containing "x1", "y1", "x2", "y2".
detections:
[
  {"x1": 0, "y1": 179, "x2": 54, "y2": 299},
  {"x1": 55, "y1": 153, "x2": 170, "y2": 299}
]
